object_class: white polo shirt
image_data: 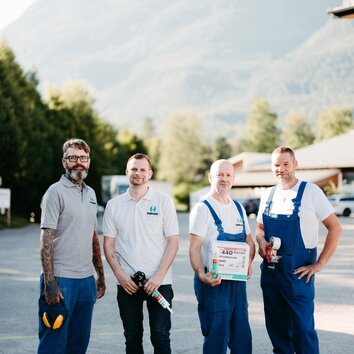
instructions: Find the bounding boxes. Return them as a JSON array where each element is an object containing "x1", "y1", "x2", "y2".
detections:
[{"x1": 102, "y1": 187, "x2": 179, "y2": 285}]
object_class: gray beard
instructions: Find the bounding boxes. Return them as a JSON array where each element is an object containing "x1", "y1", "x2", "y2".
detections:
[{"x1": 66, "y1": 169, "x2": 88, "y2": 183}]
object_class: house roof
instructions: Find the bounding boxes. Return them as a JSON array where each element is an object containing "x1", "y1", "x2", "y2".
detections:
[
  {"x1": 229, "y1": 130, "x2": 354, "y2": 172},
  {"x1": 191, "y1": 131, "x2": 353, "y2": 201},
  {"x1": 295, "y1": 130, "x2": 354, "y2": 169},
  {"x1": 233, "y1": 169, "x2": 340, "y2": 187},
  {"x1": 228, "y1": 152, "x2": 270, "y2": 171}
]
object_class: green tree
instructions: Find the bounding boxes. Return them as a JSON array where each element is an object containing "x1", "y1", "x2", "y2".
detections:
[
  {"x1": 140, "y1": 117, "x2": 156, "y2": 140},
  {"x1": 158, "y1": 114, "x2": 206, "y2": 188},
  {"x1": 282, "y1": 112, "x2": 314, "y2": 149},
  {"x1": 315, "y1": 107, "x2": 353, "y2": 142},
  {"x1": 46, "y1": 81, "x2": 112, "y2": 199},
  {"x1": 0, "y1": 41, "x2": 53, "y2": 218},
  {"x1": 46, "y1": 82, "x2": 148, "y2": 201},
  {"x1": 139, "y1": 117, "x2": 161, "y2": 175},
  {"x1": 239, "y1": 98, "x2": 279, "y2": 153},
  {"x1": 213, "y1": 137, "x2": 233, "y2": 160},
  {"x1": 0, "y1": 42, "x2": 148, "y2": 217},
  {"x1": 114, "y1": 129, "x2": 148, "y2": 173}
]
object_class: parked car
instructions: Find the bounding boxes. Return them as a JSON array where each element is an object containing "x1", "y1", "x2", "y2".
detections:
[
  {"x1": 238, "y1": 198, "x2": 260, "y2": 216},
  {"x1": 327, "y1": 194, "x2": 354, "y2": 217},
  {"x1": 97, "y1": 204, "x2": 105, "y2": 216}
]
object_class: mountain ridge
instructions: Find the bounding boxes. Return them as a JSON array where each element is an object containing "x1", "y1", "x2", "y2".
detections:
[{"x1": 1, "y1": 0, "x2": 351, "y2": 137}]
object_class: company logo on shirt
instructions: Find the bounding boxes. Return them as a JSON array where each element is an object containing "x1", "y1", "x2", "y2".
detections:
[
  {"x1": 235, "y1": 218, "x2": 243, "y2": 226},
  {"x1": 147, "y1": 205, "x2": 159, "y2": 215},
  {"x1": 89, "y1": 196, "x2": 97, "y2": 204}
]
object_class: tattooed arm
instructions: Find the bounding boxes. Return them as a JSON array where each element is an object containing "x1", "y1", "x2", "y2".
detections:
[
  {"x1": 40, "y1": 228, "x2": 63, "y2": 304},
  {"x1": 92, "y1": 230, "x2": 106, "y2": 299}
]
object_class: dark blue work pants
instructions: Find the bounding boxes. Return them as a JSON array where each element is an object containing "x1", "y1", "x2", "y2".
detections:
[
  {"x1": 38, "y1": 275, "x2": 96, "y2": 354},
  {"x1": 194, "y1": 276, "x2": 252, "y2": 354},
  {"x1": 261, "y1": 249, "x2": 318, "y2": 354}
]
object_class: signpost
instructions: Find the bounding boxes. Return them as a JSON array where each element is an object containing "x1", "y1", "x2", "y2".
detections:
[{"x1": 0, "y1": 188, "x2": 11, "y2": 226}]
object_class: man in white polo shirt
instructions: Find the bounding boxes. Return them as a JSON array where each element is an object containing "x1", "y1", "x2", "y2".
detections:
[{"x1": 103, "y1": 153, "x2": 179, "y2": 354}]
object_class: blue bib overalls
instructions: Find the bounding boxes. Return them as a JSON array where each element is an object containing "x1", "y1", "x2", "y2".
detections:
[
  {"x1": 194, "y1": 199, "x2": 252, "y2": 354},
  {"x1": 261, "y1": 181, "x2": 319, "y2": 354}
]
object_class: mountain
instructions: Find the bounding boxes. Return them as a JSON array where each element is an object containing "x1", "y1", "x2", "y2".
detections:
[
  {"x1": 1, "y1": 0, "x2": 350, "y2": 138},
  {"x1": 248, "y1": 19, "x2": 354, "y2": 124}
]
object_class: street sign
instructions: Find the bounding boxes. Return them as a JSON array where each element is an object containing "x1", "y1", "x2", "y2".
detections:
[{"x1": 0, "y1": 188, "x2": 11, "y2": 208}]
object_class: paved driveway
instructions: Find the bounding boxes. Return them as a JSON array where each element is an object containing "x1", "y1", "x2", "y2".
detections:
[{"x1": 0, "y1": 214, "x2": 353, "y2": 353}]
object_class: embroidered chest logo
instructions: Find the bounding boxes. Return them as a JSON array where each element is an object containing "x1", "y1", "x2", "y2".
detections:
[
  {"x1": 147, "y1": 205, "x2": 159, "y2": 215},
  {"x1": 89, "y1": 196, "x2": 96, "y2": 204},
  {"x1": 235, "y1": 217, "x2": 243, "y2": 226}
]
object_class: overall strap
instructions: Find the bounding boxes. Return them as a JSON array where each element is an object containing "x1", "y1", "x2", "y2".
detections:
[
  {"x1": 232, "y1": 199, "x2": 246, "y2": 234},
  {"x1": 202, "y1": 200, "x2": 224, "y2": 233},
  {"x1": 265, "y1": 186, "x2": 277, "y2": 214},
  {"x1": 291, "y1": 181, "x2": 307, "y2": 214}
]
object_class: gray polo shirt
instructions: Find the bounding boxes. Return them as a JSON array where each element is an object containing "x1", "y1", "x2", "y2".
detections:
[{"x1": 40, "y1": 175, "x2": 97, "y2": 278}]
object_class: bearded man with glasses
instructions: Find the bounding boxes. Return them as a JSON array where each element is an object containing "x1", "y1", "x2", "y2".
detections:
[{"x1": 37, "y1": 138, "x2": 106, "y2": 354}]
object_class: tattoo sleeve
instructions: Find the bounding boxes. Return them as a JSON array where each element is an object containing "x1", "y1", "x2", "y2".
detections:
[
  {"x1": 40, "y1": 228, "x2": 55, "y2": 285},
  {"x1": 92, "y1": 230, "x2": 105, "y2": 278}
]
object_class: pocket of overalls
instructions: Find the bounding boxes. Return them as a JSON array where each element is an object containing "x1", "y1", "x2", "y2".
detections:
[
  {"x1": 276, "y1": 253, "x2": 298, "y2": 286},
  {"x1": 195, "y1": 278, "x2": 226, "y2": 312},
  {"x1": 288, "y1": 252, "x2": 315, "y2": 297}
]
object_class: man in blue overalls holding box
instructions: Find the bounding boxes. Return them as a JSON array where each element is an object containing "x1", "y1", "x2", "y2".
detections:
[
  {"x1": 256, "y1": 146, "x2": 342, "y2": 354},
  {"x1": 189, "y1": 159, "x2": 255, "y2": 354}
]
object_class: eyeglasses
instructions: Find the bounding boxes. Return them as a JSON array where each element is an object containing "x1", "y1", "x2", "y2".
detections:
[{"x1": 64, "y1": 155, "x2": 90, "y2": 163}]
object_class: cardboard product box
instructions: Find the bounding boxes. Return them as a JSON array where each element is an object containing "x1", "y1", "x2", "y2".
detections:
[{"x1": 208, "y1": 240, "x2": 250, "y2": 281}]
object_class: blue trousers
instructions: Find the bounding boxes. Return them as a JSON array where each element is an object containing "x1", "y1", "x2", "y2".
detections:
[
  {"x1": 261, "y1": 251, "x2": 319, "y2": 354},
  {"x1": 117, "y1": 284, "x2": 173, "y2": 354},
  {"x1": 194, "y1": 276, "x2": 252, "y2": 354},
  {"x1": 38, "y1": 275, "x2": 96, "y2": 354}
]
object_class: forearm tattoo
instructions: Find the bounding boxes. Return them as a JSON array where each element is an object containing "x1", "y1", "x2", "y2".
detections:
[
  {"x1": 40, "y1": 228, "x2": 55, "y2": 285},
  {"x1": 92, "y1": 231, "x2": 104, "y2": 278},
  {"x1": 45, "y1": 279, "x2": 60, "y2": 297}
]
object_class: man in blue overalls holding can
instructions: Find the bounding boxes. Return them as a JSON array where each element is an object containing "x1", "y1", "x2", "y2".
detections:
[
  {"x1": 189, "y1": 159, "x2": 255, "y2": 354},
  {"x1": 256, "y1": 146, "x2": 342, "y2": 354}
]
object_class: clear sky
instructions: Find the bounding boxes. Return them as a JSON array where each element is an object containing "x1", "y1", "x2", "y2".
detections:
[{"x1": 0, "y1": 0, "x2": 36, "y2": 31}]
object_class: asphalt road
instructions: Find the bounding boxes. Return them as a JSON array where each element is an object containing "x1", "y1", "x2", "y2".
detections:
[{"x1": 0, "y1": 214, "x2": 353, "y2": 353}]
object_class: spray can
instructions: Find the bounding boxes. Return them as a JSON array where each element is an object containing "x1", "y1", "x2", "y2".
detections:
[
  {"x1": 211, "y1": 248, "x2": 219, "y2": 279},
  {"x1": 152, "y1": 289, "x2": 173, "y2": 313}
]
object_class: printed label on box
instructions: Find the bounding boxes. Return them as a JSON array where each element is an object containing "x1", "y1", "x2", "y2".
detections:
[{"x1": 208, "y1": 240, "x2": 250, "y2": 281}]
